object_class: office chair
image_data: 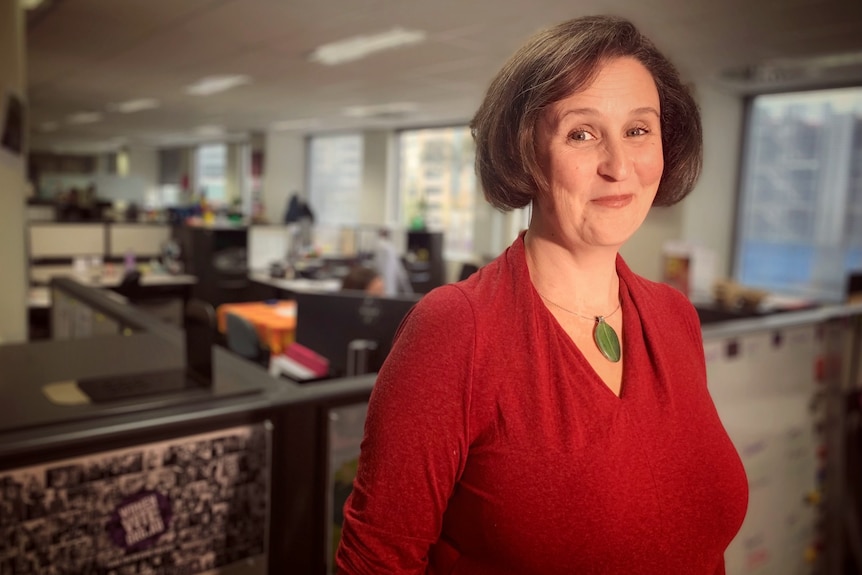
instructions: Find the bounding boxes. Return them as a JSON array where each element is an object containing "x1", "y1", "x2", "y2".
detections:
[
  {"x1": 225, "y1": 312, "x2": 268, "y2": 365},
  {"x1": 115, "y1": 269, "x2": 183, "y2": 325},
  {"x1": 115, "y1": 269, "x2": 143, "y2": 299}
]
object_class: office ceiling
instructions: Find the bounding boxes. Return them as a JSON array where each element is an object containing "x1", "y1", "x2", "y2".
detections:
[{"x1": 25, "y1": 0, "x2": 862, "y2": 153}]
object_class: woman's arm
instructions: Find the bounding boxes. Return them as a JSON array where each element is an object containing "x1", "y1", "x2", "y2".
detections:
[{"x1": 336, "y1": 286, "x2": 476, "y2": 574}]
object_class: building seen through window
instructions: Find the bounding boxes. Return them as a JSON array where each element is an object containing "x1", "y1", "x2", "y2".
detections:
[
  {"x1": 195, "y1": 143, "x2": 227, "y2": 204},
  {"x1": 397, "y1": 126, "x2": 476, "y2": 260},
  {"x1": 734, "y1": 87, "x2": 862, "y2": 301}
]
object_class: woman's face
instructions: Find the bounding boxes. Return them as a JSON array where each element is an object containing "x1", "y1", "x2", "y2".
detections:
[{"x1": 533, "y1": 56, "x2": 664, "y2": 250}]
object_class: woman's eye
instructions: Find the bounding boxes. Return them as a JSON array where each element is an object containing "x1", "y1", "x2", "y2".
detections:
[
  {"x1": 568, "y1": 130, "x2": 594, "y2": 141},
  {"x1": 627, "y1": 126, "x2": 649, "y2": 137}
]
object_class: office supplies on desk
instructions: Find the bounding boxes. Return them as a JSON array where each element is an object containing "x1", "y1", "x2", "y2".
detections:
[{"x1": 269, "y1": 342, "x2": 330, "y2": 381}]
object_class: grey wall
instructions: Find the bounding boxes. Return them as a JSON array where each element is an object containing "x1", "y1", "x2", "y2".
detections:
[
  {"x1": 0, "y1": 0, "x2": 27, "y2": 343},
  {"x1": 262, "y1": 131, "x2": 305, "y2": 224}
]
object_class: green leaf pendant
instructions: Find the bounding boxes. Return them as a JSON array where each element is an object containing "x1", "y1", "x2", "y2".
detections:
[{"x1": 593, "y1": 317, "x2": 621, "y2": 363}]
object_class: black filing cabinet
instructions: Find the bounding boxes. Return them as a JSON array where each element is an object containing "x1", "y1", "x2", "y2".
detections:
[
  {"x1": 177, "y1": 226, "x2": 255, "y2": 307},
  {"x1": 405, "y1": 230, "x2": 445, "y2": 294}
]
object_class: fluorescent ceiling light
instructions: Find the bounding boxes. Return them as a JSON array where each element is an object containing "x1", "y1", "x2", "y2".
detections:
[
  {"x1": 112, "y1": 98, "x2": 160, "y2": 113},
  {"x1": 770, "y1": 50, "x2": 862, "y2": 69},
  {"x1": 185, "y1": 75, "x2": 250, "y2": 96},
  {"x1": 270, "y1": 118, "x2": 321, "y2": 131},
  {"x1": 67, "y1": 112, "x2": 103, "y2": 125},
  {"x1": 194, "y1": 125, "x2": 226, "y2": 137},
  {"x1": 144, "y1": 131, "x2": 249, "y2": 146},
  {"x1": 310, "y1": 27, "x2": 427, "y2": 66},
  {"x1": 343, "y1": 102, "x2": 418, "y2": 119},
  {"x1": 20, "y1": 0, "x2": 46, "y2": 10}
]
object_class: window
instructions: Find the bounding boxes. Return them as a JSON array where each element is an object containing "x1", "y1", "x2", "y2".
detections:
[
  {"x1": 307, "y1": 134, "x2": 363, "y2": 226},
  {"x1": 397, "y1": 126, "x2": 477, "y2": 259},
  {"x1": 734, "y1": 87, "x2": 862, "y2": 301},
  {"x1": 195, "y1": 143, "x2": 227, "y2": 204}
]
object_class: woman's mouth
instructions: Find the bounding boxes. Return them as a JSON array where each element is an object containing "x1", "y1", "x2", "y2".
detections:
[{"x1": 591, "y1": 194, "x2": 633, "y2": 208}]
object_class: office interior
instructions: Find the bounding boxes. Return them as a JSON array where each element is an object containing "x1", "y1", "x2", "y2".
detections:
[{"x1": 1, "y1": 0, "x2": 862, "y2": 574}]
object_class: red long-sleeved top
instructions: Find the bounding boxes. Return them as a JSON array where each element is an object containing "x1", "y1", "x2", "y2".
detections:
[{"x1": 337, "y1": 235, "x2": 748, "y2": 574}]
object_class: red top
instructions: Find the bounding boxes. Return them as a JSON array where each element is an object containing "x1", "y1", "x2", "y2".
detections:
[{"x1": 337, "y1": 235, "x2": 748, "y2": 574}]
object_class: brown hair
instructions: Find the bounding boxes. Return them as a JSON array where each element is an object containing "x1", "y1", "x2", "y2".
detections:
[
  {"x1": 470, "y1": 15, "x2": 702, "y2": 210},
  {"x1": 341, "y1": 265, "x2": 380, "y2": 292}
]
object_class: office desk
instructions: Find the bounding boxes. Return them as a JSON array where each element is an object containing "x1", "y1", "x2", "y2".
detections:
[
  {"x1": 72, "y1": 270, "x2": 197, "y2": 288},
  {"x1": 217, "y1": 300, "x2": 297, "y2": 354},
  {"x1": 28, "y1": 275, "x2": 197, "y2": 339},
  {"x1": 87, "y1": 272, "x2": 197, "y2": 316},
  {"x1": 28, "y1": 286, "x2": 51, "y2": 309},
  {"x1": 31, "y1": 271, "x2": 196, "y2": 301},
  {"x1": 249, "y1": 272, "x2": 341, "y2": 294}
]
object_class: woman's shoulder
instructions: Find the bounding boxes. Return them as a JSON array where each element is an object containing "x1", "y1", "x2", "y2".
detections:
[
  {"x1": 619, "y1": 259, "x2": 700, "y2": 332},
  {"x1": 628, "y1": 272, "x2": 691, "y2": 307},
  {"x1": 422, "y1": 249, "x2": 517, "y2": 312},
  {"x1": 409, "y1": 283, "x2": 475, "y2": 325},
  {"x1": 616, "y1": 256, "x2": 688, "y2": 305}
]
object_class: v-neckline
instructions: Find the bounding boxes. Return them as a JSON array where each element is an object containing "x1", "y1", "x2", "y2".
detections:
[{"x1": 532, "y1": 262, "x2": 638, "y2": 401}]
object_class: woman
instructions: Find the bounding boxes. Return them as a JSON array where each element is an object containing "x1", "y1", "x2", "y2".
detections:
[
  {"x1": 337, "y1": 15, "x2": 748, "y2": 575},
  {"x1": 373, "y1": 228, "x2": 415, "y2": 296}
]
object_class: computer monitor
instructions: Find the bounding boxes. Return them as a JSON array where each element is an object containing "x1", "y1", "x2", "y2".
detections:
[{"x1": 293, "y1": 290, "x2": 421, "y2": 378}]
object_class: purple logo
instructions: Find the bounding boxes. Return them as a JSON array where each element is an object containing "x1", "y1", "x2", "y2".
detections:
[{"x1": 107, "y1": 490, "x2": 172, "y2": 552}]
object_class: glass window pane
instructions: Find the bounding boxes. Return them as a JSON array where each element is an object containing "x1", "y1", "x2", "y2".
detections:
[
  {"x1": 307, "y1": 134, "x2": 363, "y2": 226},
  {"x1": 734, "y1": 87, "x2": 862, "y2": 301},
  {"x1": 195, "y1": 143, "x2": 227, "y2": 204},
  {"x1": 397, "y1": 127, "x2": 476, "y2": 260}
]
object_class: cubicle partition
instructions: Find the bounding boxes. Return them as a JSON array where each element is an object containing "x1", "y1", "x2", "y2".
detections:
[
  {"x1": 247, "y1": 224, "x2": 362, "y2": 272},
  {"x1": 1, "y1": 277, "x2": 376, "y2": 575},
  {"x1": 28, "y1": 222, "x2": 174, "y2": 284},
  {"x1": 703, "y1": 307, "x2": 862, "y2": 575},
  {"x1": 27, "y1": 224, "x2": 196, "y2": 337}
]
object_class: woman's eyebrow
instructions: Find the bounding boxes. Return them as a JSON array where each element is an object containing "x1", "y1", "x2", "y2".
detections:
[
  {"x1": 557, "y1": 106, "x2": 660, "y2": 121},
  {"x1": 631, "y1": 106, "x2": 660, "y2": 118}
]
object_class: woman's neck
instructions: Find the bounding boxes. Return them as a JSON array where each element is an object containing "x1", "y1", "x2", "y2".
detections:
[{"x1": 523, "y1": 227, "x2": 621, "y2": 315}]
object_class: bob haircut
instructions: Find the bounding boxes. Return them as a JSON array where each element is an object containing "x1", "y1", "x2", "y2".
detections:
[{"x1": 470, "y1": 15, "x2": 702, "y2": 210}]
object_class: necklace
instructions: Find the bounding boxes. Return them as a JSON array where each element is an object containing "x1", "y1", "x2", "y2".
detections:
[{"x1": 538, "y1": 293, "x2": 622, "y2": 363}]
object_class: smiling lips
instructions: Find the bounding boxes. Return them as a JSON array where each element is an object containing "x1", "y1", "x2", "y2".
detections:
[{"x1": 591, "y1": 194, "x2": 634, "y2": 208}]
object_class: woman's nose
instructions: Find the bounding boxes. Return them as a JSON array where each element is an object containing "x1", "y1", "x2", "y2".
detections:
[{"x1": 597, "y1": 138, "x2": 630, "y2": 181}]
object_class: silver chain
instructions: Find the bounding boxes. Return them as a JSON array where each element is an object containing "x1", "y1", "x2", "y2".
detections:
[{"x1": 537, "y1": 292, "x2": 621, "y2": 323}]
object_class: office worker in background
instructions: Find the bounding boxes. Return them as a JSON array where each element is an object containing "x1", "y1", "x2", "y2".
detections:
[
  {"x1": 373, "y1": 228, "x2": 414, "y2": 296},
  {"x1": 337, "y1": 15, "x2": 748, "y2": 575},
  {"x1": 341, "y1": 264, "x2": 386, "y2": 296}
]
